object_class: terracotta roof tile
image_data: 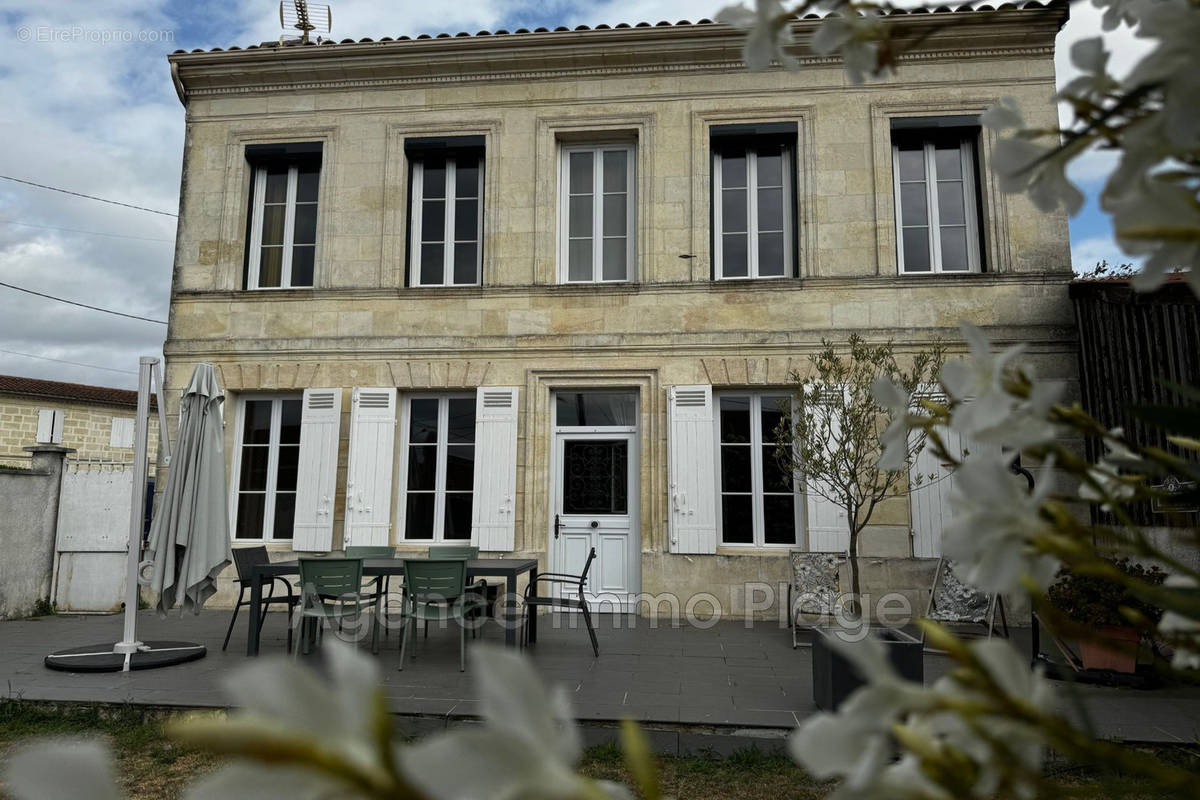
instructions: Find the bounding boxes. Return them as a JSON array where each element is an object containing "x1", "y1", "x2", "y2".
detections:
[{"x1": 0, "y1": 374, "x2": 156, "y2": 409}]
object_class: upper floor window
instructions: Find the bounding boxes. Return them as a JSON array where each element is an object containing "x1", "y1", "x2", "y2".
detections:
[
  {"x1": 558, "y1": 142, "x2": 635, "y2": 283},
  {"x1": 711, "y1": 123, "x2": 796, "y2": 280},
  {"x1": 715, "y1": 393, "x2": 798, "y2": 547},
  {"x1": 891, "y1": 119, "x2": 982, "y2": 274},
  {"x1": 406, "y1": 136, "x2": 485, "y2": 287},
  {"x1": 244, "y1": 142, "x2": 322, "y2": 289}
]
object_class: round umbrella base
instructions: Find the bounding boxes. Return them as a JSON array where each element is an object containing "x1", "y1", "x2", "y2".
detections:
[{"x1": 45, "y1": 641, "x2": 206, "y2": 673}]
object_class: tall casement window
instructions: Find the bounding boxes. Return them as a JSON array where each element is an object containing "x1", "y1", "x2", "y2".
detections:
[
  {"x1": 232, "y1": 395, "x2": 302, "y2": 541},
  {"x1": 244, "y1": 142, "x2": 322, "y2": 289},
  {"x1": 406, "y1": 136, "x2": 485, "y2": 287},
  {"x1": 400, "y1": 394, "x2": 477, "y2": 541},
  {"x1": 558, "y1": 142, "x2": 636, "y2": 283},
  {"x1": 891, "y1": 118, "x2": 983, "y2": 274},
  {"x1": 715, "y1": 393, "x2": 799, "y2": 547},
  {"x1": 711, "y1": 122, "x2": 796, "y2": 280}
]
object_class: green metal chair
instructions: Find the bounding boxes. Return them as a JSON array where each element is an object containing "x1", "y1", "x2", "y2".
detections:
[
  {"x1": 345, "y1": 545, "x2": 398, "y2": 605},
  {"x1": 293, "y1": 558, "x2": 380, "y2": 658},
  {"x1": 398, "y1": 559, "x2": 486, "y2": 672},
  {"x1": 427, "y1": 545, "x2": 479, "y2": 559}
]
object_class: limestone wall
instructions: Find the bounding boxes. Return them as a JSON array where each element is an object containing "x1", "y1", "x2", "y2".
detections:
[{"x1": 0, "y1": 395, "x2": 159, "y2": 468}]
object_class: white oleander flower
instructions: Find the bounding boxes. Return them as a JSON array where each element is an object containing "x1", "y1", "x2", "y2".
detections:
[
  {"x1": 1158, "y1": 575, "x2": 1200, "y2": 670},
  {"x1": 1092, "y1": 0, "x2": 1141, "y2": 31},
  {"x1": 982, "y1": 98, "x2": 1085, "y2": 216},
  {"x1": 870, "y1": 376, "x2": 913, "y2": 470},
  {"x1": 1060, "y1": 37, "x2": 1119, "y2": 99},
  {"x1": 1078, "y1": 428, "x2": 1140, "y2": 510},
  {"x1": 811, "y1": 12, "x2": 884, "y2": 84},
  {"x1": 716, "y1": 0, "x2": 800, "y2": 71},
  {"x1": 3, "y1": 739, "x2": 122, "y2": 800}
]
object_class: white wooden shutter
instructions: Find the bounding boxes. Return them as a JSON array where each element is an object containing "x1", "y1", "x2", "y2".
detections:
[
  {"x1": 909, "y1": 425, "x2": 998, "y2": 558},
  {"x1": 343, "y1": 387, "x2": 397, "y2": 548},
  {"x1": 471, "y1": 387, "x2": 519, "y2": 552},
  {"x1": 36, "y1": 408, "x2": 64, "y2": 444},
  {"x1": 109, "y1": 417, "x2": 135, "y2": 448},
  {"x1": 668, "y1": 385, "x2": 718, "y2": 554},
  {"x1": 804, "y1": 393, "x2": 850, "y2": 553},
  {"x1": 293, "y1": 388, "x2": 342, "y2": 552}
]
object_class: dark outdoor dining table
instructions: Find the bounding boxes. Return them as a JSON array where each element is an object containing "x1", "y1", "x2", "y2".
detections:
[{"x1": 247, "y1": 557, "x2": 540, "y2": 656}]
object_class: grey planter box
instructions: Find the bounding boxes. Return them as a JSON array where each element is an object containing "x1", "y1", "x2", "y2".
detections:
[{"x1": 811, "y1": 627, "x2": 924, "y2": 711}]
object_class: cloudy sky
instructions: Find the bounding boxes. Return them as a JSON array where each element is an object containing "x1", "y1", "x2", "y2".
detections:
[{"x1": 0, "y1": 0, "x2": 1147, "y2": 390}]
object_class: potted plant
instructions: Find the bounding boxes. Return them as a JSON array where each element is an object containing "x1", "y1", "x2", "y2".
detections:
[{"x1": 1048, "y1": 558, "x2": 1165, "y2": 673}]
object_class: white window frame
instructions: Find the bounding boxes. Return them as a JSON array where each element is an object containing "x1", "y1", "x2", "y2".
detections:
[
  {"x1": 713, "y1": 392, "x2": 801, "y2": 548},
  {"x1": 409, "y1": 155, "x2": 484, "y2": 287},
  {"x1": 892, "y1": 136, "x2": 981, "y2": 274},
  {"x1": 397, "y1": 393, "x2": 477, "y2": 542},
  {"x1": 557, "y1": 142, "x2": 637, "y2": 284},
  {"x1": 230, "y1": 394, "x2": 302, "y2": 542},
  {"x1": 712, "y1": 145, "x2": 794, "y2": 280},
  {"x1": 246, "y1": 164, "x2": 318, "y2": 289}
]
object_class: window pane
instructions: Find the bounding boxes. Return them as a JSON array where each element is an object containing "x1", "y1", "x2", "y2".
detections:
[
  {"x1": 243, "y1": 400, "x2": 273, "y2": 444},
  {"x1": 444, "y1": 494, "x2": 473, "y2": 540},
  {"x1": 939, "y1": 226, "x2": 970, "y2": 271},
  {"x1": 762, "y1": 446, "x2": 793, "y2": 492},
  {"x1": 569, "y1": 151, "x2": 593, "y2": 193},
  {"x1": 455, "y1": 161, "x2": 479, "y2": 198},
  {"x1": 420, "y1": 244, "x2": 444, "y2": 285},
  {"x1": 763, "y1": 495, "x2": 797, "y2": 544},
  {"x1": 568, "y1": 239, "x2": 592, "y2": 281},
  {"x1": 455, "y1": 198, "x2": 478, "y2": 240},
  {"x1": 719, "y1": 396, "x2": 751, "y2": 443},
  {"x1": 273, "y1": 493, "x2": 296, "y2": 539},
  {"x1": 603, "y1": 150, "x2": 628, "y2": 192},
  {"x1": 404, "y1": 494, "x2": 435, "y2": 539},
  {"x1": 897, "y1": 147, "x2": 925, "y2": 181},
  {"x1": 258, "y1": 247, "x2": 283, "y2": 287},
  {"x1": 235, "y1": 493, "x2": 265, "y2": 539},
  {"x1": 902, "y1": 228, "x2": 931, "y2": 272},
  {"x1": 422, "y1": 161, "x2": 446, "y2": 199},
  {"x1": 261, "y1": 205, "x2": 286, "y2": 246},
  {"x1": 721, "y1": 495, "x2": 753, "y2": 543},
  {"x1": 239, "y1": 447, "x2": 270, "y2": 490},
  {"x1": 720, "y1": 152, "x2": 746, "y2": 188},
  {"x1": 602, "y1": 238, "x2": 627, "y2": 281},
  {"x1": 569, "y1": 194, "x2": 592, "y2": 238},
  {"x1": 721, "y1": 188, "x2": 747, "y2": 234},
  {"x1": 422, "y1": 199, "x2": 445, "y2": 243},
  {"x1": 555, "y1": 392, "x2": 637, "y2": 426},
  {"x1": 293, "y1": 204, "x2": 317, "y2": 245},
  {"x1": 290, "y1": 246, "x2": 314, "y2": 287},
  {"x1": 937, "y1": 181, "x2": 965, "y2": 226},
  {"x1": 263, "y1": 168, "x2": 288, "y2": 204},
  {"x1": 757, "y1": 187, "x2": 783, "y2": 231},
  {"x1": 603, "y1": 194, "x2": 626, "y2": 237},
  {"x1": 446, "y1": 398, "x2": 476, "y2": 443},
  {"x1": 720, "y1": 445, "x2": 752, "y2": 492},
  {"x1": 900, "y1": 183, "x2": 929, "y2": 227},
  {"x1": 760, "y1": 398, "x2": 790, "y2": 442},
  {"x1": 757, "y1": 150, "x2": 783, "y2": 186},
  {"x1": 935, "y1": 146, "x2": 962, "y2": 180},
  {"x1": 452, "y1": 242, "x2": 478, "y2": 284},
  {"x1": 406, "y1": 445, "x2": 437, "y2": 490},
  {"x1": 445, "y1": 445, "x2": 475, "y2": 491},
  {"x1": 409, "y1": 399, "x2": 438, "y2": 443},
  {"x1": 296, "y1": 166, "x2": 320, "y2": 203},
  {"x1": 562, "y1": 440, "x2": 628, "y2": 514},
  {"x1": 277, "y1": 446, "x2": 299, "y2": 491},
  {"x1": 758, "y1": 233, "x2": 785, "y2": 276},
  {"x1": 280, "y1": 399, "x2": 302, "y2": 444},
  {"x1": 721, "y1": 234, "x2": 748, "y2": 277}
]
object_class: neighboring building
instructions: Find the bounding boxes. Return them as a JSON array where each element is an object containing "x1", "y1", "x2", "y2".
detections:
[
  {"x1": 0, "y1": 375, "x2": 159, "y2": 467},
  {"x1": 165, "y1": 3, "x2": 1076, "y2": 615}
]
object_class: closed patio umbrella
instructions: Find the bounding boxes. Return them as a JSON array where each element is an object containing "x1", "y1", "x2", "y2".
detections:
[{"x1": 147, "y1": 362, "x2": 232, "y2": 615}]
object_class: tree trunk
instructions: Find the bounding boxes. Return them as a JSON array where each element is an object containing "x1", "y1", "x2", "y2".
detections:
[{"x1": 847, "y1": 525, "x2": 862, "y2": 619}]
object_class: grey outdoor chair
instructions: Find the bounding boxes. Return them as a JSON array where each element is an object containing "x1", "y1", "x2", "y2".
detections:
[
  {"x1": 521, "y1": 547, "x2": 598, "y2": 657},
  {"x1": 222, "y1": 546, "x2": 297, "y2": 652},
  {"x1": 921, "y1": 557, "x2": 1008, "y2": 645},
  {"x1": 787, "y1": 551, "x2": 848, "y2": 648}
]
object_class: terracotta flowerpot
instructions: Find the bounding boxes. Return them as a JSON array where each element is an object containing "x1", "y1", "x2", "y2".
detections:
[{"x1": 1078, "y1": 625, "x2": 1140, "y2": 673}]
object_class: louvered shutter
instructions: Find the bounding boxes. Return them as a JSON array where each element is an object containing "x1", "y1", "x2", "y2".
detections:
[
  {"x1": 293, "y1": 388, "x2": 342, "y2": 552},
  {"x1": 343, "y1": 387, "x2": 397, "y2": 548},
  {"x1": 667, "y1": 385, "x2": 717, "y2": 554},
  {"x1": 36, "y1": 409, "x2": 64, "y2": 444},
  {"x1": 470, "y1": 387, "x2": 519, "y2": 552},
  {"x1": 805, "y1": 389, "x2": 850, "y2": 553}
]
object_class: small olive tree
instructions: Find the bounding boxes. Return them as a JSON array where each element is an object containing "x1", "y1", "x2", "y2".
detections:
[{"x1": 778, "y1": 334, "x2": 945, "y2": 616}]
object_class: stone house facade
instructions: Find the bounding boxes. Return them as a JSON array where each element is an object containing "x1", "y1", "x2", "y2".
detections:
[{"x1": 165, "y1": 3, "x2": 1075, "y2": 615}]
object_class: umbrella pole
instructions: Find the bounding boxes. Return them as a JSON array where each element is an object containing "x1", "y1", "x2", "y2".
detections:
[{"x1": 113, "y1": 357, "x2": 157, "y2": 670}]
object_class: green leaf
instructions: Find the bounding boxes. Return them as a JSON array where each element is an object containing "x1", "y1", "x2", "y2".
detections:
[{"x1": 619, "y1": 719, "x2": 661, "y2": 800}]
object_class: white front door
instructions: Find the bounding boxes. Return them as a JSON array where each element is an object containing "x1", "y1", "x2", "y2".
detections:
[{"x1": 550, "y1": 432, "x2": 640, "y2": 611}]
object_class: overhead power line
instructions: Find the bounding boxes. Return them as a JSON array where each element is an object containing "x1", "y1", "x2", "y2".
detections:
[
  {"x1": 0, "y1": 347, "x2": 139, "y2": 376},
  {"x1": 0, "y1": 281, "x2": 168, "y2": 324},
  {"x1": 0, "y1": 218, "x2": 174, "y2": 243},
  {"x1": 0, "y1": 175, "x2": 178, "y2": 217}
]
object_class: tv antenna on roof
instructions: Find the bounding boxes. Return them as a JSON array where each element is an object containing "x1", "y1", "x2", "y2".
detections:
[{"x1": 279, "y1": 0, "x2": 332, "y2": 44}]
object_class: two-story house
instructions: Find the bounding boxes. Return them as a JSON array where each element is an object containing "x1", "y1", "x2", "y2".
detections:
[{"x1": 164, "y1": 2, "x2": 1075, "y2": 616}]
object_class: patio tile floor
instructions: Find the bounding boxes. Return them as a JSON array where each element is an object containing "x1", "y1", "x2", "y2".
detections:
[{"x1": 2, "y1": 610, "x2": 1199, "y2": 750}]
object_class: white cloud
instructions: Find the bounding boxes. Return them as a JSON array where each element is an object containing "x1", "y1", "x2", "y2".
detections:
[{"x1": 1070, "y1": 235, "x2": 1141, "y2": 274}]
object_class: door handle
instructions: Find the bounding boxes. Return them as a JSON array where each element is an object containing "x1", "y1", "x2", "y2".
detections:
[
  {"x1": 590, "y1": 520, "x2": 599, "y2": 528},
  {"x1": 554, "y1": 513, "x2": 562, "y2": 540}
]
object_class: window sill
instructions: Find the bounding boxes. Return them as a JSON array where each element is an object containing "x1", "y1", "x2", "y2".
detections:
[{"x1": 715, "y1": 546, "x2": 797, "y2": 556}]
